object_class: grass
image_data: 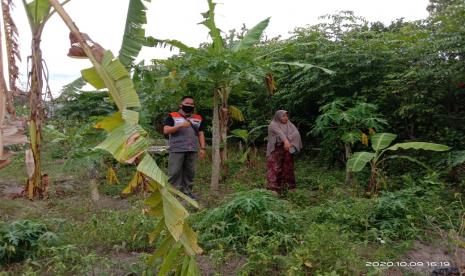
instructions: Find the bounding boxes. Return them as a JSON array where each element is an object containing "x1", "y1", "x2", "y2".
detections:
[{"x1": 0, "y1": 145, "x2": 462, "y2": 275}]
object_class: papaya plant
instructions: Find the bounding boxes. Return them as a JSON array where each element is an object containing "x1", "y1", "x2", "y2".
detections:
[
  {"x1": 347, "y1": 132, "x2": 450, "y2": 194},
  {"x1": 49, "y1": 0, "x2": 202, "y2": 274},
  {"x1": 311, "y1": 99, "x2": 387, "y2": 184}
]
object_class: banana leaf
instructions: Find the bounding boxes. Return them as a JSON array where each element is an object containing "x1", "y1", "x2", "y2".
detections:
[
  {"x1": 386, "y1": 142, "x2": 450, "y2": 152},
  {"x1": 371, "y1": 133, "x2": 397, "y2": 151},
  {"x1": 347, "y1": 152, "x2": 374, "y2": 172}
]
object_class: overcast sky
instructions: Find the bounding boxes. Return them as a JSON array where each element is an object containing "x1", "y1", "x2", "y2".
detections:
[{"x1": 11, "y1": 0, "x2": 430, "y2": 96}]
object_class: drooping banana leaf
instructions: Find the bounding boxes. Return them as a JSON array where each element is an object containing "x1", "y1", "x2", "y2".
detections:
[
  {"x1": 81, "y1": 51, "x2": 140, "y2": 110},
  {"x1": 50, "y1": 1, "x2": 202, "y2": 273},
  {"x1": 347, "y1": 152, "x2": 374, "y2": 172},
  {"x1": 93, "y1": 112, "x2": 124, "y2": 132},
  {"x1": 158, "y1": 242, "x2": 183, "y2": 276},
  {"x1": 228, "y1": 105, "x2": 244, "y2": 122}
]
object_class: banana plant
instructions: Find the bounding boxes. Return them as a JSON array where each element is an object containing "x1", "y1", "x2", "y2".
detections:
[
  {"x1": 49, "y1": 0, "x2": 202, "y2": 274},
  {"x1": 227, "y1": 125, "x2": 267, "y2": 163},
  {"x1": 22, "y1": 0, "x2": 70, "y2": 198},
  {"x1": 347, "y1": 132, "x2": 450, "y2": 194}
]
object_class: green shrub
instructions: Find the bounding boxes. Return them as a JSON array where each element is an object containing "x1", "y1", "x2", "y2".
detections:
[
  {"x1": 239, "y1": 232, "x2": 297, "y2": 275},
  {"x1": 193, "y1": 189, "x2": 299, "y2": 252},
  {"x1": 63, "y1": 208, "x2": 157, "y2": 251},
  {"x1": 303, "y1": 198, "x2": 376, "y2": 240},
  {"x1": 285, "y1": 223, "x2": 364, "y2": 275},
  {"x1": 0, "y1": 220, "x2": 58, "y2": 265},
  {"x1": 22, "y1": 245, "x2": 109, "y2": 275},
  {"x1": 373, "y1": 184, "x2": 451, "y2": 240}
]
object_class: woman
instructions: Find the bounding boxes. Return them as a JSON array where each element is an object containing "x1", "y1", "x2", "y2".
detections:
[{"x1": 266, "y1": 110, "x2": 302, "y2": 194}]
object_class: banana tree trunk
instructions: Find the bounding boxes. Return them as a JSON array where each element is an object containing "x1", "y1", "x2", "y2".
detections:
[
  {"x1": 211, "y1": 88, "x2": 221, "y2": 191},
  {"x1": 368, "y1": 162, "x2": 378, "y2": 195},
  {"x1": 27, "y1": 32, "x2": 46, "y2": 199}
]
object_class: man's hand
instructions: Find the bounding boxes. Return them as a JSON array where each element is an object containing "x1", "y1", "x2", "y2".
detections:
[
  {"x1": 163, "y1": 121, "x2": 191, "y2": 135},
  {"x1": 284, "y1": 140, "x2": 292, "y2": 151},
  {"x1": 199, "y1": 149, "x2": 206, "y2": 160},
  {"x1": 179, "y1": 121, "x2": 191, "y2": 128}
]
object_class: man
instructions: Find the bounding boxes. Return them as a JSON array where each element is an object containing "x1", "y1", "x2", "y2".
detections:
[{"x1": 163, "y1": 96, "x2": 206, "y2": 199}]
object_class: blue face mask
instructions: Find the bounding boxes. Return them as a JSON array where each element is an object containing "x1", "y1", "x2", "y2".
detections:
[{"x1": 181, "y1": 105, "x2": 194, "y2": 114}]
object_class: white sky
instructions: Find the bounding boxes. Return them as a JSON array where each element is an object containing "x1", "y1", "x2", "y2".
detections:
[{"x1": 10, "y1": 0, "x2": 429, "y2": 96}]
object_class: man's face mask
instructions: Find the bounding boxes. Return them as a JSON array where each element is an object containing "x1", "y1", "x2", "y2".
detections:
[{"x1": 181, "y1": 105, "x2": 194, "y2": 114}]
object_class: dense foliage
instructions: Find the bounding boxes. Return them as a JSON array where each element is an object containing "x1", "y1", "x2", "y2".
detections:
[
  {"x1": 123, "y1": 1, "x2": 465, "y2": 163},
  {"x1": 2, "y1": 0, "x2": 465, "y2": 275}
]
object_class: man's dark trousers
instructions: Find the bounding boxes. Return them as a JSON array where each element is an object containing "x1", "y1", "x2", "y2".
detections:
[{"x1": 168, "y1": 151, "x2": 197, "y2": 195}]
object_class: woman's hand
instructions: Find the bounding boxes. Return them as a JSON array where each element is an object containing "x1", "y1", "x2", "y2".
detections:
[{"x1": 284, "y1": 140, "x2": 292, "y2": 151}]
